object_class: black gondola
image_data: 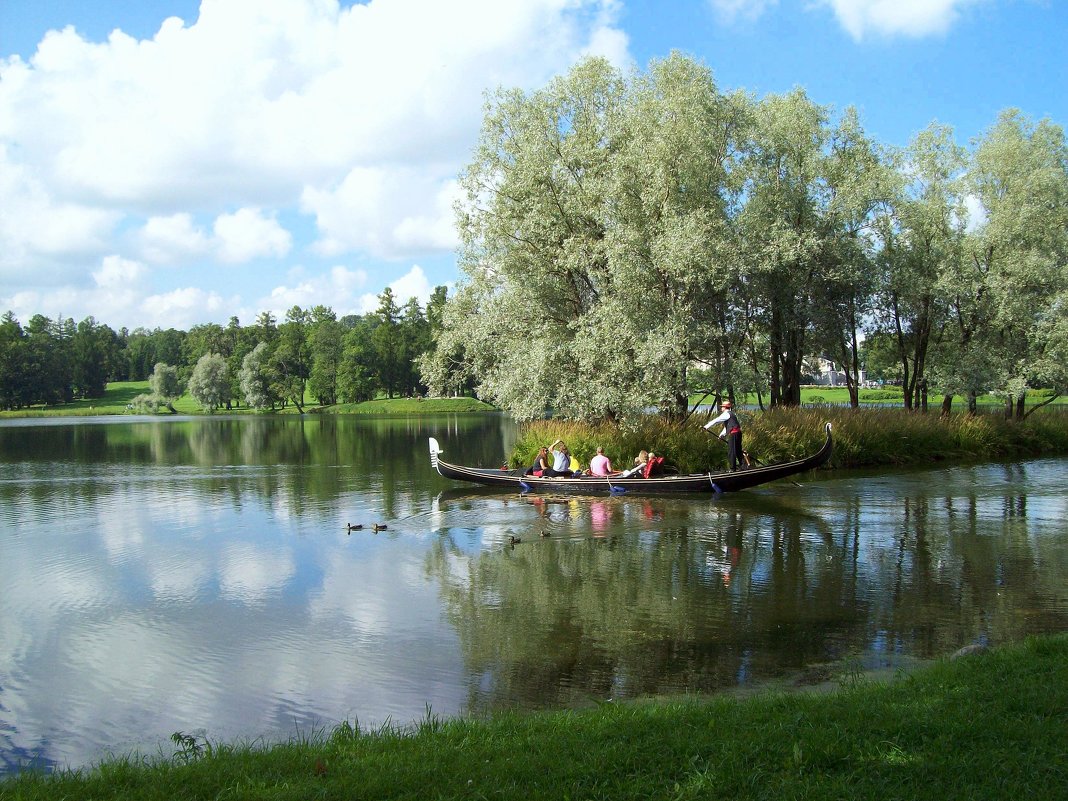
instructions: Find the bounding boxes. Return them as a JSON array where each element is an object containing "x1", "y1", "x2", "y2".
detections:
[{"x1": 428, "y1": 423, "x2": 833, "y2": 494}]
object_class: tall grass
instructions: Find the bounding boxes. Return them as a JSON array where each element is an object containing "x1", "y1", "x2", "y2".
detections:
[{"x1": 513, "y1": 407, "x2": 1068, "y2": 472}]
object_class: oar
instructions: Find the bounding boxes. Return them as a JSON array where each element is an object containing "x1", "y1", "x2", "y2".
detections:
[{"x1": 704, "y1": 427, "x2": 757, "y2": 468}]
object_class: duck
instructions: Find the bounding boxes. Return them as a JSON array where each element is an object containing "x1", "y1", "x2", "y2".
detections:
[
  {"x1": 509, "y1": 535, "x2": 521, "y2": 545},
  {"x1": 372, "y1": 523, "x2": 388, "y2": 532},
  {"x1": 540, "y1": 529, "x2": 551, "y2": 538},
  {"x1": 346, "y1": 523, "x2": 363, "y2": 532}
]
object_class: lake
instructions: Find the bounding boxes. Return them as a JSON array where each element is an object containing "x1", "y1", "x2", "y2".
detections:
[{"x1": 1, "y1": 413, "x2": 1066, "y2": 776}]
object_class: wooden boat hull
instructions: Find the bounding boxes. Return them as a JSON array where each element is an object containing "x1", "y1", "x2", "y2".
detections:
[{"x1": 428, "y1": 423, "x2": 833, "y2": 495}]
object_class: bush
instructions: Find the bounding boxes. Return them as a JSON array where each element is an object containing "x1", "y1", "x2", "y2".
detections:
[{"x1": 511, "y1": 407, "x2": 1068, "y2": 473}]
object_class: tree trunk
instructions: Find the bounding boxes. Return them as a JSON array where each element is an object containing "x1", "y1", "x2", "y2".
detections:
[{"x1": 940, "y1": 394, "x2": 953, "y2": 418}]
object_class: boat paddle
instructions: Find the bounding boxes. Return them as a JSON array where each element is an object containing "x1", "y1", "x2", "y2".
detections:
[{"x1": 704, "y1": 427, "x2": 756, "y2": 468}]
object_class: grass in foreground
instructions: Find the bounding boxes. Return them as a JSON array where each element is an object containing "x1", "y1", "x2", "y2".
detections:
[{"x1": 3, "y1": 635, "x2": 1065, "y2": 800}]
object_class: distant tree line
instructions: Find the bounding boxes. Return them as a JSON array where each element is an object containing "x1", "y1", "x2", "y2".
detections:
[
  {"x1": 0, "y1": 286, "x2": 453, "y2": 412},
  {"x1": 421, "y1": 54, "x2": 1068, "y2": 421}
]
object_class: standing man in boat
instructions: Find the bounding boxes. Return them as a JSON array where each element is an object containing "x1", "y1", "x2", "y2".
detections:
[{"x1": 704, "y1": 400, "x2": 745, "y2": 471}]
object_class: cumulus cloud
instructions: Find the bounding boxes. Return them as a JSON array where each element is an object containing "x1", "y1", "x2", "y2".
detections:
[
  {"x1": 357, "y1": 264, "x2": 435, "y2": 314},
  {"x1": 258, "y1": 263, "x2": 437, "y2": 319},
  {"x1": 136, "y1": 214, "x2": 211, "y2": 264},
  {"x1": 302, "y1": 169, "x2": 461, "y2": 259},
  {"x1": 259, "y1": 264, "x2": 369, "y2": 317},
  {"x1": 93, "y1": 254, "x2": 146, "y2": 288},
  {"x1": 0, "y1": 0, "x2": 626, "y2": 329},
  {"x1": 141, "y1": 287, "x2": 231, "y2": 328},
  {"x1": 816, "y1": 0, "x2": 977, "y2": 40},
  {"x1": 213, "y1": 208, "x2": 292, "y2": 263}
]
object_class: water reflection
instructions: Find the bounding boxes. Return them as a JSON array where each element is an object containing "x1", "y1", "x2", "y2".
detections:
[{"x1": 0, "y1": 415, "x2": 1065, "y2": 777}]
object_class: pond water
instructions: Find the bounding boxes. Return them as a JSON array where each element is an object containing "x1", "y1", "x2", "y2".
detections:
[{"x1": 1, "y1": 414, "x2": 1066, "y2": 776}]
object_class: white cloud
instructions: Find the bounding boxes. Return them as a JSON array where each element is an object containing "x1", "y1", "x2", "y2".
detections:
[
  {"x1": 708, "y1": 0, "x2": 780, "y2": 24},
  {"x1": 357, "y1": 264, "x2": 433, "y2": 314},
  {"x1": 93, "y1": 254, "x2": 145, "y2": 288},
  {"x1": 303, "y1": 169, "x2": 461, "y2": 259},
  {"x1": 212, "y1": 208, "x2": 292, "y2": 263},
  {"x1": 0, "y1": 0, "x2": 627, "y2": 328},
  {"x1": 816, "y1": 0, "x2": 977, "y2": 40},
  {"x1": 141, "y1": 287, "x2": 230, "y2": 328},
  {"x1": 137, "y1": 213, "x2": 211, "y2": 264},
  {"x1": 0, "y1": 146, "x2": 119, "y2": 274},
  {"x1": 258, "y1": 264, "x2": 370, "y2": 318}
]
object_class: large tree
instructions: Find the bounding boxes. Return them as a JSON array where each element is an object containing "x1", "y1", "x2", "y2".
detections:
[
  {"x1": 872, "y1": 123, "x2": 967, "y2": 412},
  {"x1": 425, "y1": 54, "x2": 744, "y2": 420},
  {"x1": 941, "y1": 110, "x2": 1068, "y2": 415},
  {"x1": 187, "y1": 352, "x2": 231, "y2": 412}
]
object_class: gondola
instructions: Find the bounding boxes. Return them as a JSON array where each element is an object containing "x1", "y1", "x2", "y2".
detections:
[{"x1": 428, "y1": 423, "x2": 833, "y2": 495}]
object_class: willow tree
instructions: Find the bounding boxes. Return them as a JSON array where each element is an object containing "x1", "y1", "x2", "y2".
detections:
[
  {"x1": 607, "y1": 54, "x2": 749, "y2": 415},
  {"x1": 944, "y1": 110, "x2": 1068, "y2": 415},
  {"x1": 808, "y1": 107, "x2": 894, "y2": 408},
  {"x1": 736, "y1": 89, "x2": 838, "y2": 407},
  {"x1": 424, "y1": 54, "x2": 744, "y2": 420},
  {"x1": 873, "y1": 123, "x2": 967, "y2": 412}
]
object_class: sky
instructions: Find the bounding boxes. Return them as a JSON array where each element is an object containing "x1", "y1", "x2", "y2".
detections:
[{"x1": 0, "y1": 0, "x2": 1064, "y2": 332}]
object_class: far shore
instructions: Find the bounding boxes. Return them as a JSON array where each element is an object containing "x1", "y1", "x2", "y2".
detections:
[{"x1": 4, "y1": 381, "x2": 1067, "y2": 473}]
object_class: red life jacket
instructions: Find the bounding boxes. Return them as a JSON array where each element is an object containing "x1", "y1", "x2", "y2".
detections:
[{"x1": 643, "y1": 455, "x2": 665, "y2": 478}]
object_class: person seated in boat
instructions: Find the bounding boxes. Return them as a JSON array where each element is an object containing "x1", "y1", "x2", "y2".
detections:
[
  {"x1": 618, "y1": 449, "x2": 649, "y2": 478},
  {"x1": 526, "y1": 446, "x2": 550, "y2": 477},
  {"x1": 545, "y1": 439, "x2": 576, "y2": 477},
  {"x1": 588, "y1": 446, "x2": 618, "y2": 477},
  {"x1": 643, "y1": 451, "x2": 666, "y2": 478}
]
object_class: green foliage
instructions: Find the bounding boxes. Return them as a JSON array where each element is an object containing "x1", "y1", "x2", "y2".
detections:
[
  {"x1": 513, "y1": 406, "x2": 1068, "y2": 472},
  {"x1": 239, "y1": 342, "x2": 276, "y2": 410},
  {"x1": 1, "y1": 288, "x2": 451, "y2": 415},
  {"x1": 858, "y1": 389, "x2": 901, "y2": 400},
  {"x1": 187, "y1": 353, "x2": 231, "y2": 412},
  {"x1": 422, "y1": 57, "x2": 1067, "y2": 421}
]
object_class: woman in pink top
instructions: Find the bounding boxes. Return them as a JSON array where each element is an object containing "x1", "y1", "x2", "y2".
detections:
[{"x1": 588, "y1": 446, "x2": 614, "y2": 477}]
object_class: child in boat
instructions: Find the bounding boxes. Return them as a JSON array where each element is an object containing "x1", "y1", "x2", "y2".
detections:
[{"x1": 618, "y1": 450, "x2": 649, "y2": 478}]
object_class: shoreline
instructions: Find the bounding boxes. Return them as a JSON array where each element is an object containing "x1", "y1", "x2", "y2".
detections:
[{"x1": 4, "y1": 634, "x2": 1064, "y2": 799}]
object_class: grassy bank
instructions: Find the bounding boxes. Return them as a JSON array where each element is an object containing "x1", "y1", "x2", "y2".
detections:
[
  {"x1": 0, "y1": 382, "x2": 496, "y2": 417},
  {"x1": 322, "y1": 396, "x2": 496, "y2": 414},
  {"x1": 4, "y1": 635, "x2": 1065, "y2": 800},
  {"x1": 717, "y1": 385, "x2": 1067, "y2": 408},
  {"x1": 513, "y1": 405, "x2": 1068, "y2": 473}
]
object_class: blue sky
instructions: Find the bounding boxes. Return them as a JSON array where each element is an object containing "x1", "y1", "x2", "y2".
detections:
[{"x1": 1, "y1": 0, "x2": 1064, "y2": 331}]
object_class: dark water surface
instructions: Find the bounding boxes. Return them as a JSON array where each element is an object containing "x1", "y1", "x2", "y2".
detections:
[{"x1": 1, "y1": 414, "x2": 1065, "y2": 776}]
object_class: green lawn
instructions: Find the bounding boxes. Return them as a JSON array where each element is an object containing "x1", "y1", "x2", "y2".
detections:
[
  {"x1": 3, "y1": 635, "x2": 1065, "y2": 801},
  {"x1": 692, "y1": 386, "x2": 1066, "y2": 407},
  {"x1": 0, "y1": 383, "x2": 496, "y2": 417}
]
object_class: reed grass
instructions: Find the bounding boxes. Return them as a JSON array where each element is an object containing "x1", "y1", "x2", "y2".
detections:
[
  {"x1": 513, "y1": 406, "x2": 1068, "y2": 473},
  {"x1": 4, "y1": 635, "x2": 1065, "y2": 801}
]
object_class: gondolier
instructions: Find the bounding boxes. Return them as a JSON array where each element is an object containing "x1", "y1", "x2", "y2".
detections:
[{"x1": 704, "y1": 400, "x2": 746, "y2": 471}]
